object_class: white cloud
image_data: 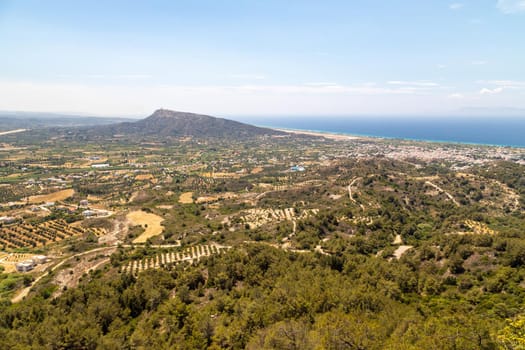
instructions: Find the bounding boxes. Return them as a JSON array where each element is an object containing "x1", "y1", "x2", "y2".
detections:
[
  {"x1": 497, "y1": 0, "x2": 525, "y2": 13},
  {"x1": 0, "y1": 80, "x2": 459, "y2": 116},
  {"x1": 480, "y1": 87, "x2": 504, "y2": 94},
  {"x1": 436, "y1": 64, "x2": 447, "y2": 69},
  {"x1": 449, "y1": 3, "x2": 464, "y2": 10},
  {"x1": 477, "y1": 80, "x2": 525, "y2": 88},
  {"x1": 448, "y1": 93, "x2": 465, "y2": 99},
  {"x1": 233, "y1": 83, "x2": 416, "y2": 95}
]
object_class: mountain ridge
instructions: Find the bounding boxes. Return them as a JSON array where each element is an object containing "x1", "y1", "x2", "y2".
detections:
[{"x1": 83, "y1": 109, "x2": 286, "y2": 139}]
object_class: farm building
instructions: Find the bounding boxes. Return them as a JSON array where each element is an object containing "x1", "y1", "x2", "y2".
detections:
[
  {"x1": 31, "y1": 255, "x2": 48, "y2": 264},
  {"x1": 91, "y1": 163, "x2": 110, "y2": 168},
  {"x1": 82, "y1": 209, "x2": 110, "y2": 218},
  {"x1": 290, "y1": 165, "x2": 305, "y2": 172},
  {"x1": 82, "y1": 210, "x2": 96, "y2": 217},
  {"x1": 15, "y1": 261, "x2": 35, "y2": 272}
]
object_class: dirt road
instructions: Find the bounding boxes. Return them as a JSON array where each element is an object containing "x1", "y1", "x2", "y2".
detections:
[{"x1": 11, "y1": 246, "x2": 116, "y2": 303}]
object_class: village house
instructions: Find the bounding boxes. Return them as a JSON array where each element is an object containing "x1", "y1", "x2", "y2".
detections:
[
  {"x1": 91, "y1": 163, "x2": 110, "y2": 169},
  {"x1": 290, "y1": 165, "x2": 306, "y2": 172},
  {"x1": 15, "y1": 261, "x2": 35, "y2": 272},
  {"x1": 31, "y1": 255, "x2": 48, "y2": 264}
]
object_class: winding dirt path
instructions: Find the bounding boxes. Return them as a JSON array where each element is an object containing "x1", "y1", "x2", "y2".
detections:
[
  {"x1": 11, "y1": 246, "x2": 116, "y2": 303},
  {"x1": 425, "y1": 181, "x2": 460, "y2": 207},
  {"x1": 348, "y1": 177, "x2": 365, "y2": 211}
]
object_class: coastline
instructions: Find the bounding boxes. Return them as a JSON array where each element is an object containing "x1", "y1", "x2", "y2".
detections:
[
  {"x1": 0, "y1": 129, "x2": 27, "y2": 136},
  {"x1": 271, "y1": 126, "x2": 525, "y2": 149}
]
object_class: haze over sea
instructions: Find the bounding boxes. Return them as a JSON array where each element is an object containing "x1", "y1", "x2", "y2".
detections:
[{"x1": 241, "y1": 116, "x2": 525, "y2": 148}]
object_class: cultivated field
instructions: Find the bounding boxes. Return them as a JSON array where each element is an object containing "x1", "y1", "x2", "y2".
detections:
[
  {"x1": 464, "y1": 220, "x2": 496, "y2": 235},
  {"x1": 242, "y1": 208, "x2": 319, "y2": 229},
  {"x1": 0, "y1": 219, "x2": 105, "y2": 250},
  {"x1": 121, "y1": 243, "x2": 230, "y2": 275}
]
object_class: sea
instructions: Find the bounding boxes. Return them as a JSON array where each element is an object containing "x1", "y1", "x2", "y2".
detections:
[{"x1": 239, "y1": 116, "x2": 525, "y2": 148}]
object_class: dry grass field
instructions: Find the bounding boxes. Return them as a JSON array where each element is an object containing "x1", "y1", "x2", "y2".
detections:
[
  {"x1": 127, "y1": 210, "x2": 164, "y2": 243},
  {"x1": 178, "y1": 192, "x2": 194, "y2": 204},
  {"x1": 135, "y1": 174, "x2": 154, "y2": 181},
  {"x1": 195, "y1": 192, "x2": 237, "y2": 204},
  {"x1": 87, "y1": 195, "x2": 103, "y2": 202},
  {"x1": 27, "y1": 189, "x2": 75, "y2": 204}
]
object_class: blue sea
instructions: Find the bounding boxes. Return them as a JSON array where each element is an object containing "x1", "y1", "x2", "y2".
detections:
[{"x1": 239, "y1": 116, "x2": 525, "y2": 148}]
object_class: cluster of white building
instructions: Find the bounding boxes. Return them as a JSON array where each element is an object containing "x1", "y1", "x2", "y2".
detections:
[
  {"x1": 15, "y1": 255, "x2": 48, "y2": 273},
  {"x1": 82, "y1": 209, "x2": 111, "y2": 218}
]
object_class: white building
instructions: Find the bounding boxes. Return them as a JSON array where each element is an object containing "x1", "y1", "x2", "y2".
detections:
[
  {"x1": 82, "y1": 210, "x2": 97, "y2": 217},
  {"x1": 15, "y1": 261, "x2": 35, "y2": 272},
  {"x1": 91, "y1": 163, "x2": 110, "y2": 169},
  {"x1": 31, "y1": 255, "x2": 48, "y2": 264}
]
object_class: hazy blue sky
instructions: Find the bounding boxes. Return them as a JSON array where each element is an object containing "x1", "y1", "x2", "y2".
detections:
[{"x1": 1, "y1": 0, "x2": 524, "y2": 117}]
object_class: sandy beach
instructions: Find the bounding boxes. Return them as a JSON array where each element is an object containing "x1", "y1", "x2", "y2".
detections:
[
  {"x1": 274, "y1": 128, "x2": 363, "y2": 141},
  {"x1": 0, "y1": 129, "x2": 28, "y2": 136}
]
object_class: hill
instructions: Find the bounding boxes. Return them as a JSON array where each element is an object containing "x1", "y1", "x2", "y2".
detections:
[
  {"x1": 84, "y1": 109, "x2": 285, "y2": 139},
  {"x1": 0, "y1": 111, "x2": 135, "y2": 131}
]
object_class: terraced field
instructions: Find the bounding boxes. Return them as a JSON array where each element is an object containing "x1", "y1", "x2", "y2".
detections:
[
  {"x1": 242, "y1": 208, "x2": 319, "y2": 229},
  {"x1": 464, "y1": 220, "x2": 497, "y2": 235},
  {"x1": 120, "y1": 244, "x2": 230, "y2": 275}
]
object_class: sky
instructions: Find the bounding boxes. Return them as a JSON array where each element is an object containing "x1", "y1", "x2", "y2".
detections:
[{"x1": 1, "y1": 0, "x2": 524, "y2": 118}]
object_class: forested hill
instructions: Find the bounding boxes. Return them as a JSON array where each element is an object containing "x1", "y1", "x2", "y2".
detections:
[{"x1": 1, "y1": 243, "x2": 524, "y2": 348}]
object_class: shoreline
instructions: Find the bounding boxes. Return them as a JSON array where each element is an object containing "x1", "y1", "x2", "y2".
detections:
[
  {"x1": 273, "y1": 128, "x2": 365, "y2": 141},
  {"x1": 271, "y1": 127, "x2": 525, "y2": 149}
]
